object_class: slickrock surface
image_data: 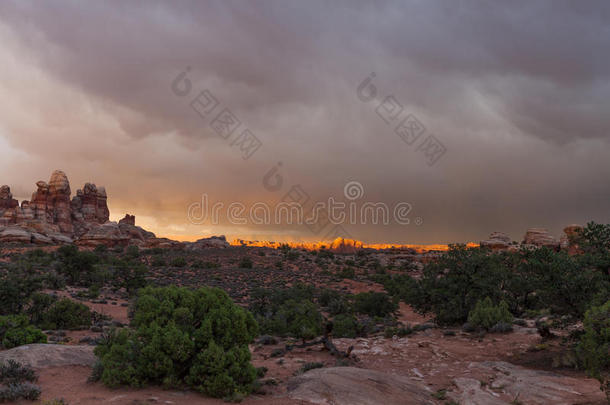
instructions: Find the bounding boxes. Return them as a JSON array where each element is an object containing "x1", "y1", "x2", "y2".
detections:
[
  {"x1": 287, "y1": 366, "x2": 434, "y2": 404},
  {"x1": 0, "y1": 344, "x2": 95, "y2": 368}
]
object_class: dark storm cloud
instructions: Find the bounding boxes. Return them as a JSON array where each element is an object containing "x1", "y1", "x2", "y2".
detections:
[{"x1": 0, "y1": 0, "x2": 608, "y2": 243}]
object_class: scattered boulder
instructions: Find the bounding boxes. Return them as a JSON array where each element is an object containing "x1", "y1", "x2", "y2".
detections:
[{"x1": 287, "y1": 366, "x2": 434, "y2": 405}]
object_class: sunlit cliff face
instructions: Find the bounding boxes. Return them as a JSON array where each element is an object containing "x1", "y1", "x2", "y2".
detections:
[
  {"x1": 230, "y1": 238, "x2": 479, "y2": 253},
  {"x1": 0, "y1": 2, "x2": 609, "y2": 244}
]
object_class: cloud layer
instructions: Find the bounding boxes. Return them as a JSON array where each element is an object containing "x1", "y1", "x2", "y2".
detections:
[{"x1": 0, "y1": 0, "x2": 608, "y2": 243}]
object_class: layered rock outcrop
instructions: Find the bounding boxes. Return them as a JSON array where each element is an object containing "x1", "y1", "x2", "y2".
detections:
[
  {"x1": 522, "y1": 228, "x2": 560, "y2": 249},
  {"x1": 0, "y1": 170, "x2": 156, "y2": 246},
  {"x1": 560, "y1": 224, "x2": 583, "y2": 254},
  {"x1": 480, "y1": 232, "x2": 512, "y2": 250},
  {"x1": 185, "y1": 235, "x2": 230, "y2": 250},
  {"x1": 480, "y1": 226, "x2": 583, "y2": 253}
]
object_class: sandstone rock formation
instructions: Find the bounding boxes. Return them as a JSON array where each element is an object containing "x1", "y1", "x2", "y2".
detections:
[
  {"x1": 287, "y1": 366, "x2": 434, "y2": 405},
  {"x1": 522, "y1": 228, "x2": 560, "y2": 249},
  {"x1": 327, "y1": 237, "x2": 364, "y2": 254},
  {"x1": 0, "y1": 170, "x2": 156, "y2": 246},
  {"x1": 71, "y1": 182, "x2": 110, "y2": 235},
  {"x1": 118, "y1": 214, "x2": 135, "y2": 226},
  {"x1": 560, "y1": 224, "x2": 583, "y2": 254},
  {"x1": 480, "y1": 231, "x2": 512, "y2": 250},
  {"x1": 185, "y1": 235, "x2": 230, "y2": 250}
]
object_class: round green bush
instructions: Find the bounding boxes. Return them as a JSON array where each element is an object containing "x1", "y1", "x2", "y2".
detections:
[
  {"x1": 94, "y1": 286, "x2": 259, "y2": 399},
  {"x1": 353, "y1": 292, "x2": 397, "y2": 317},
  {"x1": 467, "y1": 298, "x2": 513, "y2": 331},
  {"x1": 332, "y1": 314, "x2": 360, "y2": 338},
  {"x1": 0, "y1": 315, "x2": 46, "y2": 349},
  {"x1": 40, "y1": 298, "x2": 92, "y2": 330}
]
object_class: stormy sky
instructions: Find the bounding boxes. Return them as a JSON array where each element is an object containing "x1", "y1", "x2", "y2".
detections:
[{"x1": 0, "y1": 1, "x2": 608, "y2": 244}]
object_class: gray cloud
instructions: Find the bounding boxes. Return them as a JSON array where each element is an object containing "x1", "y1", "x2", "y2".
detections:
[{"x1": 0, "y1": 0, "x2": 608, "y2": 243}]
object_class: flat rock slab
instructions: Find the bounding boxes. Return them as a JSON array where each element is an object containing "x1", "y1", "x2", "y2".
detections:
[
  {"x1": 287, "y1": 366, "x2": 434, "y2": 405},
  {"x1": 0, "y1": 344, "x2": 96, "y2": 368},
  {"x1": 450, "y1": 361, "x2": 604, "y2": 405}
]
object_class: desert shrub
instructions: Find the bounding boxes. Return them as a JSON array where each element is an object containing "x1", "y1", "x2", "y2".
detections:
[
  {"x1": 515, "y1": 247, "x2": 606, "y2": 318},
  {"x1": 0, "y1": 382, "x2": 41, "y2": 401},
  {"x1": 41, "y1": 399, "x2": 69, "y2": 405},
  {"x1": 384, "y1": 325, "x2": 413, "y2": 338},
  {"x1": 489, "y1": 322, "x2": 513, "y2": 333},
  {"x1": 38, "y1": 298, "x2": 92, "y2": 330},
  {"x1": 318, "y1": 289, "x2": 341, "y2": 307},
  {"x1": 124, "y1": 245, "x2": 140, "y2": 259},
  {"x1": 151, "y1": 257, "x2": 166, "y2": 267},
  {"x1": 577, "y1": 301, "x2": 610, "y2": 399},
  {"x1": 258, "y1": 300, "x2": 323, "y2": 342},
  {"x1": 169, "y1": 257, "x2": 187, "y2": 267},
  {"x1": 406, "y1": 245, "x2": 508, "y2": 325},
  {"x1": 54, "y1": 245, "x2": 99, "y2": 285},
  {"x1": 118, "y1": 261, "x2": 148, "y2": 294},
  {"x1": 467, "y1": 298, "x2": 513, "y2": 331},
  {"x1": 353, "y1": 292, "x2": 397, "y2": 318},
  {"x1": 239, "y1": 257, "x2": 253, "y2": 269},
  {"x1": 317, "y1": 249, "x2": 334, "y2": 260},
  {"x1": 249, "y1": 284, "x2": 315, "y2": 314},
  {"x1": 377, "y1": 274, "x2": 419, "y2": 302},
  {"x1": 94, "y1": 286, "x2": 259, "y2": 399},
  {"x1": 0, "y1": 267, "x2": 44, "y2": 316},
  {"x1": 143, "y1": 247, "x2": 164, "y2": 255},
  {"x1": 338, "y1": 267, "x2": 355, "y2": 279},
  {"x1": 0, "y1": 360, "x2": 37, "y2": 385},
  {"x1": 318, "y1": 289, "x2": 352, "y2": 316},
  {"x1": 24, "y1": 293, "x2": 57, "y2": 325},
  {"x1": 249, "y1": 285, "x2": 322, "y2": 341},
  {"x1": 93, "y1": 244, "x2": 108, "y2": 254},
  {"x1": 332, "y1": 314, "x2": 361, "y2": 338},
  {"x1": 286, "y1": 251, "x2": 300, "y2": 261},
  {"x1": 0, "y1": 315, "x2": 46, "y2": 349},
  {"x1": 298, "y1": 362, "x2": 323, "y2": 374},
  {"x1": 395, "y1": 243, "x2": 609, "y2": 325}
]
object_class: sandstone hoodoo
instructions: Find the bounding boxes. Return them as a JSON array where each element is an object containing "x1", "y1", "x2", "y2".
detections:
[
  {"x1": 0, "y1": 170, "x2": 156, "y2": 246},
  {"x1": 522, "y1": 228, "x2": 560, "y2": 249},
  {"x1": 480, "y1": 231, "x2": 512, "y2": 250},
  {"x1": 560, "y1": 224, "x2": 584, "y2": 254}
]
